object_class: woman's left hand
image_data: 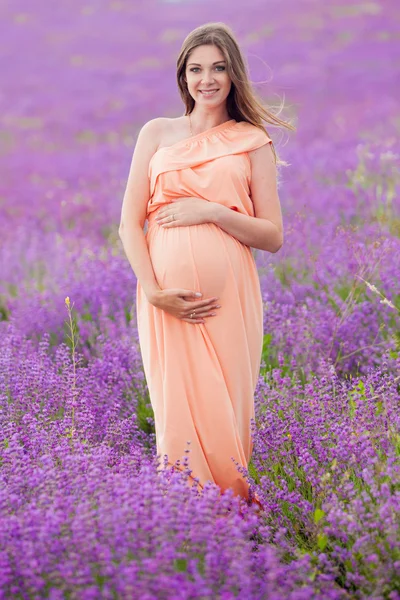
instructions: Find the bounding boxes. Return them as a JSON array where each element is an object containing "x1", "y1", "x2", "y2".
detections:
[{"x1": 155, "y1": 197, "x2": 214, "y2": 228}]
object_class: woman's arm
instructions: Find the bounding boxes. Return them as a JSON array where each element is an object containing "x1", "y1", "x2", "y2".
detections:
[
  {"x1": 118, "y1": 118, "x2": 164, "y2": 301},
  {"x1": 209, "y1": 143, "x2": 283, "y2": 253}
]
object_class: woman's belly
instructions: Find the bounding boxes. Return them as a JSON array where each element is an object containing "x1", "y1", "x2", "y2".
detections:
[{"x1": 146, "y1": 210, "x2": 255, "y2": 299}]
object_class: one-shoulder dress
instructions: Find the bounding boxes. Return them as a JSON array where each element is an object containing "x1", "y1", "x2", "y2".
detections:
[{"x1": 136, "y1": 119, "x2": 272, "y2": 501}]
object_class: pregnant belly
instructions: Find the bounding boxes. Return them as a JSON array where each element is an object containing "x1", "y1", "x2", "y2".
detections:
[{"x1": 147, "y1": 220, "x2": 252, "y2": 299}]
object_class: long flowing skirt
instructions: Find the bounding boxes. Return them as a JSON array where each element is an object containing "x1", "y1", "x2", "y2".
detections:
[{"x1": 136, "y1": 208, "x2": 263, "y2": 500}]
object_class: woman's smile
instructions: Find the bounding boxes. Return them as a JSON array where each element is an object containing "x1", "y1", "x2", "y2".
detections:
[{"x1": 199, "y1": 89, "x2": 219, "y2": 96}]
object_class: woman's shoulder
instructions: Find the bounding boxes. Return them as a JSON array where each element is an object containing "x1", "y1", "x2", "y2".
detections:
[
  {"x1": 235, "y1": 120, "x2": 270, "y2": 136},
  {"x1": 137, "y1": 117, "x2": 176, "y2": 154},
  {"x1": 139, "y1": 117, "x2": 170, "y2": 138},
  {"x1": 226, "y1": 120, "x2": 273, "y2": 158},
  {"x1": 142, "y1": 116, "x2": 185, "y2": 133},
  {"x1": 145, "y1": 117, "x2": 188, "y2": 150}
]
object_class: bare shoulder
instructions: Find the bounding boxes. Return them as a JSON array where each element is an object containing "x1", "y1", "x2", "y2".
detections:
[
  {"x1": 137, "y1": 117, "x2": 167, "y2": 148},
  {"x1": 140, "y1": 117, "x2": 168, "y2": 133},
  {"x1": 136, "y1": 116, "x2": 187, "y2": 153},
  {"x1": 156, "y1": 116, "x2": 188, "y2": 148}
]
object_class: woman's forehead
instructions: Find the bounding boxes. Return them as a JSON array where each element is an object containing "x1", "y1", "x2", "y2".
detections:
[{"x1": 188, "y1": 44, "x2": 225, "y2": 64}]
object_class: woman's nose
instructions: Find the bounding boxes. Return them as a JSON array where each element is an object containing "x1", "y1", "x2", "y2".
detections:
[{"x1": 201, "y1": 72, "x2": 215, "y2": 85}]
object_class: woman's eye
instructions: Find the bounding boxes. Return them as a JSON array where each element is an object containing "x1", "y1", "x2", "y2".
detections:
[{"x1": 189, "y1": 66, "x2": 225, "y2": 72}]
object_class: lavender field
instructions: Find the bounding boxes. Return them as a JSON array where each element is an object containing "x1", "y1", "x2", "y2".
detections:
[{"x1": 1, "y1": 1, "x2": 399, "y2": 598}]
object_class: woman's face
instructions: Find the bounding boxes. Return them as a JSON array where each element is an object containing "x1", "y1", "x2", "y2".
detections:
[{"x1": 185, "y1": 44, "x2": 232, "y2": 108}]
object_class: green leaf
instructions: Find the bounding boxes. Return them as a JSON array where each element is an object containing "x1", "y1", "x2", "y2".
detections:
[
  {"x1": 174, "y1": 558, "x2": 187, "y2": 572},
  {"x1": 317, "y1": 532, "x2": 328, "y2": 551},
  {"x1": 263, "y1": 333, "x2": 273, "y2": 347},
  {"x1": 357, "y1": 380, "x2": 366, "y2": 399},
  {"x1": 314, "y1": 508, "x2": 325, "y2": 524},
  {"x1": 349, "y1": 397, "x2": 356, "y2": 418}
]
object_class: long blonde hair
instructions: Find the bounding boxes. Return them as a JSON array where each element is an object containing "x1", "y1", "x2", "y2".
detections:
[{"x1": 176, "y1": 22, "x2": 295, "y2": 166}]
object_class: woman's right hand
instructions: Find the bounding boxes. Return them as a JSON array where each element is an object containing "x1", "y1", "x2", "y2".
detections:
[{"x1": 148, "y1": 289, "x2": 221, "y2": 324}]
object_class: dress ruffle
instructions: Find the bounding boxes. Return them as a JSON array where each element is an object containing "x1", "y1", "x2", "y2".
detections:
[{"x1": 147, "y1": 120, "x2": 272, "y2": 216}]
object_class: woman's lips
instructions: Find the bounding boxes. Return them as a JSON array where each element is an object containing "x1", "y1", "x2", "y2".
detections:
[{"x1": 199, "y1": 89, "x2": 219, "y2": 96}]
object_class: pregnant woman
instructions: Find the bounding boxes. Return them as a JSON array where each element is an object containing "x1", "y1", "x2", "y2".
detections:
[{"x1": 119, "y1": 22, "x2": 293, "y2": 508}]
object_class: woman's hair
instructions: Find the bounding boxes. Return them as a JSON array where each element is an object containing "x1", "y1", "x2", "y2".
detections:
[{"x1": 176, "y1": 22, "x2": 295, "y2": 166}]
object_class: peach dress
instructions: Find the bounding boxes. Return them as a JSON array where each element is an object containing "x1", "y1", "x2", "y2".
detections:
[{"x1": 136, "y1": 119, "x2": 272, "y2": 501}]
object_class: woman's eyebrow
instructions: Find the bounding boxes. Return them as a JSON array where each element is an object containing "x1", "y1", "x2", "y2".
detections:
[{"x1": 187, "y1": 60, "x2": 226, "y2": 66}]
